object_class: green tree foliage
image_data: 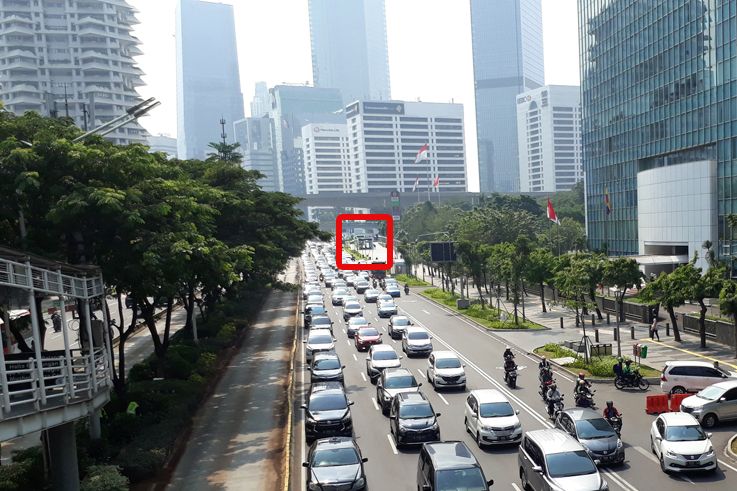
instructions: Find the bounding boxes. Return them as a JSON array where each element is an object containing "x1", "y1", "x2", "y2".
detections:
[
  {"x1": 554, "y1": 253, "x2": 594, "y2": 328},
  {"x1": 602, "y1": 257, "x2": 643, "y2": 323},
  {"x1": 536, "y1": 181, "x2": 585, "y2": 224},
  {"x1": 640, "y1": 271, "x2": 689, "y2": 342},
  {"x1": 683, "y1": 254, "x2": 725, "y2": 349},
  {"x1": 719, "y1": 280, "x2": 737, "y2": 358},
  {"x1": 538, "y1": 217, "x2": 586, "y2": 254},
  {"x1": 524, "y1": 249, "x2": 555, "y2": 312}
]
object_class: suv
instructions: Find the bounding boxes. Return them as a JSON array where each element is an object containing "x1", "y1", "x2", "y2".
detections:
[
  {"x1": 660, "y1": 360, "x2": 737, "y2": 394},
  {"x1": 555, "y1": 408, "x2": 625, "y2": 465},
  {"x1": 302, "y1": 382, "x2": 354, "y2": 442},
  {"x1": 309, "y1": 352, "x2": 345, "y2": 383},
  {"x1": 680, "y1": 380, "x2": 737, "y2": 428},
  {"x1": 365, "y1": 345, "x2": 402, "y2": 383},
  {"x1": 402, "y1": 327, "x2": 433, "y2": 357},
  {"x1": 464, "y1": 389, "x2": 522, "y2": 447},
  {"x1": 388, "y1": 315, "x2": 412, "y2": 339},
  {"x1": 376, "y1": 368, "x2": 421, "y2": 415},
  {"x1": 304, "y1": 329, "x2": 335, "y2": 363},
  {"x1": 417, "y1": 441, "x2": 493, "y2": 491},
  {"x1": 390, "y1": 392, "x2": 440, "y2": 447},
  {"x1": 303, "y1": 437, "x2": 368, "y2": 491},
  {"x1": 519, "y1": 429, "x2": 608, "y2": 491},
  {"x1": 427, "y1": 351, "x2": 466, "y2": 390}
]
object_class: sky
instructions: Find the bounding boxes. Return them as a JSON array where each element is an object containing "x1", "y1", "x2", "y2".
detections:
[{"x1": 128, "y1": 0, "x2": 581, "y2": 191}]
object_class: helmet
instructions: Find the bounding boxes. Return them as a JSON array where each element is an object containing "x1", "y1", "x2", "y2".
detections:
[
  {"x1": 578, "y1": 372, "x2": 586, "y2": 379},
  {"x1": 506, "y1": 346, "x2": 511, "y2": 350},
  {"x1": 606, "y1": 401, "x2": 614, "y2": 408},
  {"x1": 541, "y1": 356, "x2": 547, "y2": 361}
]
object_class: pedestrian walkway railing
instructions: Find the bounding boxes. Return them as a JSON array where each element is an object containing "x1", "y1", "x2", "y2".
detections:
[{"x1": 0, "y1": 255, "x2": 104, "y2": 299}]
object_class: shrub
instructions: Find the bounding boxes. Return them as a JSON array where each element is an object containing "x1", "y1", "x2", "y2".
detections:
[
  {"x1": 127, "y1": 361, "x2": 155, "y2": 383},
  {"x1": 116, "y1": 447, "x2": 167, "y2": 483},
  {"x1": 106, "y1": 412, "x2": 138, "y2": 445},
  {"x1": 161, "y1": 351, "x2": 195, "y2": 380},
  {"x1": 81, "y1": 466, "x2": 128, "y2": 491},
  {"x1": 0, "y1": 447, "x2": 46, "y2": 491},
  {"x1": 195, "y1": 351, "x2": 217, "y2": 377},
  {"x1": 216, "y1": 323, "x2": 237, "y2": 342},
  {"x1": 168, "y1": 344, "x2": 201, "y2": 364}
]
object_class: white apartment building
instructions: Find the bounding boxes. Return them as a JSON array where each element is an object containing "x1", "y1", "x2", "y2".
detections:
[
  {"x1": 346, "y1": 100, "x2": 467, "y2": 193},
  {"x1": 517, "y1": 85, "x2": 583, "y2": 193},
  {"x1": 0, "y1": 0, "x2": 147, "y2": 145},
  {"x1": 302, "y1": 123, "x2": 359, "y2": 194},
  {"x1": 148, "y1": 134, "x2": 177, "y2": 159}
]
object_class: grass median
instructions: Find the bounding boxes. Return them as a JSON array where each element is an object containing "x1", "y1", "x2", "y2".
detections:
[
  {"x1": 420, "y1": 288, "x2": 543, "y2": 330},
  {"x1": 534, "y1": 343, "x2": 660, "y2": 378},
  {"x1": 395, "y1": 274, "x2": 430, "y2": 287}
]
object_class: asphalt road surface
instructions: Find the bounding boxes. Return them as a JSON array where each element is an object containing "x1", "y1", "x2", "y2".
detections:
[{"x1": 291, "y1": 277, "x2": 737, "y2": 491}]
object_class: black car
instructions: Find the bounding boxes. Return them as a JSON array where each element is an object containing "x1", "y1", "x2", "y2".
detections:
[
  {"x1": 302, "y1": 382, "x2": 354, "y2": 442},
  {"x1": 376, "y1": 368, "x2": 421, "y2": 415},
  {"x1": 388, "y1": 315, "x2": 412, "y2": 339},
  {"x1": 304, "y1": 305, "x2": 329, "y2": 328},
  {"x1": 310, "y1": 315, "x2": 334, "y2": 333},
  {"x1": 309, "y1": 352, "x2": 345, "y2": 383},
  {"x1": 390, "y1": 392, "x2": 441, "y2": 447},
  {"x1": 303, "y1": 437, "x2": 368, "y2": 491}
]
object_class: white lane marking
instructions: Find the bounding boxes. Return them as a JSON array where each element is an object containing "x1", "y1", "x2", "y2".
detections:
[
  {"x1": 300, "y1": 331, "x2": 307, "y2": 486},
  {"x1": 421, "y1": 309, "x2": 431, "y2": 315},
  {"x1": 386, "y1": 434, "x2": 399, "y2": 455},
  {"x1": 360, "y1": 372, "x2": 367, "y2": 382},
  {"x1": 601, "y1": 469, "x2": 639, "y2": 491},
  {"x1": 352, "y1": 353, "x2": 358, "y2": 361},
  {"x1": 718, "y1": 458, "x2": 737, "y2": 473},
  {"x1": 678, "y1": 474, "x2": 694, "y2": 484},
  {"x1": 437, "y1": 393, "x2": 449, "y2": 406},
  {"x1": 417, "y1": 369, "x2": 426, "y2": 378},
  {"x1": 380, "y1": 326, "x2": 386, "y2": 332},
  {"x1": 371, "y1": 397, "x2": 380, "y2": 411},
  {"x1": 342, "y1": 328, "x2": 346, "y2": 335},
  {"x1": 633, "y1": 446, "x2": 658, "y2": 464},
  {"x1": 511, "y1": 484, "x2": 523, "y2": 491},
  {"x1": 346, "y1": 339, "x2": 351, "y2": 346}
]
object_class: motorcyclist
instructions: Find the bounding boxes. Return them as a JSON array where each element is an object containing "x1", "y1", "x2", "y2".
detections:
[
  {"x1": 404, "y1": 283, "x2": 410, "y2": 294},
  {"x1": 372, "y1": 279, "x2": 377, "y2": 289},
  {"x1": 574, "y1": 379, "x2": 591, "y2": 398},
  {"x1": 613, "y1": 357, "x2": 624, "y2": 378},
  {"x1": 622, "y1": 360, "x2": 634, "y2": 383},
  {"x1": 546, "y1": 383, "x2": 562, "y2": 416},
  {"x1": 504, "y1": 356, "x2": 517, "y2": 382},
  {"x1": 577, "y1": 372, "x2": 591, "y2": 389},
  {"x1": 603, "y1": 400, "x2": 621, "y2": 421},
  {"x1": 539, "y1": 366, "x2": 554, "y2": 385},
  {"x1": 503, "y1": 346, "x2": 515, "y2": 360},
  {"x1": 539, "y1": 356, "x2": 551, "y2": 370},
  {"x1": 51, "y1": 311, "x2": 62, "y2": 333}
]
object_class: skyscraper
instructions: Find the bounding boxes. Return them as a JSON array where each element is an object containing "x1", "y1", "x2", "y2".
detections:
[
  {"x1": 176, "y1": 0, "x2": 244, "y2": 160},
  {"x1": 233, "y1": 116, "x2": 279, "y2": 192},
  {"x1": 0, "y1": 0, "x2": 147, "y2": 145},
  {"x1": 308, "y1": 0, "x2": 391, "y2": 104},
  {"x1": 470, "y1": 0, "x2": 545, "y2": 193},
  {"x1": 250, "y1": 82, "x2": 270, "y2": 118}
]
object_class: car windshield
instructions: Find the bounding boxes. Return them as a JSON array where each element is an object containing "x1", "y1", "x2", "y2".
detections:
[
  {"x1": 373, "y1": 351, "x2": 398, "y2": 361},
  {"x1": 380, "y1": 302, "x2": 395, "y2": 308},
  {"x1": 310, "y1": 393, "x2": 347, "y2": 411},
  {"x1": 314, "y1": 358, "x2": 341, "y2": 370},
  {"x1": 345, "y1": 302, "x2": 360, "y2": 309},
  {"x1": 333, "y1": 289, "x2": 348, "y2": 296},
  {"x1": 309, "y1": 307, "x2": 326, "y2": 314},
  {"x1": 408, "y1": 331, "x2": 429, "y2": 340},
  {"x1": 665, "y1": 425, "x2": 707, "y2": 442},
  {"x1": 378, "y1": 295, "x2": 392, "y2": 301},
  {"x1": 696, "y1": 386, "x2": 725, "y2": 401},
  {"x1": 399, "y1": 402, "x2": 434, "y2": 419},
  {"x1": 384, "y1": 375, "x2": 418, "y2": 389},
  {"x1": 575, "y1": 418, "x2": 616, "y2": 439},
  {"x1": 359, "y1": 328, "x2": 379, "y2": 337},
  {"x1": 349, "y1": 318, "x2": 368, "y2": 326},
  {"x1": 435, "y1": 468, "x2": 487, "y2": 491},
  {"x1": 436, "y1": 357, "x2": 461, "y2": 369},
  {"x1": 312, "y1": 318, "x2": 331, "y2": 326},
  {"x1": 546, "y1": 450, "x2": 597, "y2": 478},
  {"x1": 392, "y1": 317, "x2": 410, "y2": 326},
  {"x1": 479, "y1": 402, "x2": 514, "y2": 418},
  {"x1": 307, "y1": 295, "x2": 322, "y2": 302},
  {"x1": 366, "y1": 289, "x2": 379, "y2": 295},
  {"x1": 309, "y1": 334, "x2": 332, "y2": 345},
  {"x1": 312, "y1": 447, "x2": 359, "y2": 467}
]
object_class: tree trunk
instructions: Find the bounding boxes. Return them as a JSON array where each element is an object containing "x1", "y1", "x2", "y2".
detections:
[
  {"x1": 34, "y1": 295, "x2": 46, "y2": 350},
  {"x1": 698, "y1": 299, "x2": 708, "y2": 349},
  {"x1": 581, "y1": 294, "x2": 589, "y2": 316},
  {"x1": 161, "y1": 297, "x2": 174, "y2": 353},
  {"x1": 483, "y1": 270, "x2": 489, "y2": 294},
  {"x1": 476, "y1": 275, "x2": 485, "y2": 309},
  {"x1": 539, "y1": 282, "x2": 547, "y2": 312},
  {"x1": 589, "y1": 288, "x2": 603, "y2": 319},
  {"x1": 666, "y1": 306, "x2": 681, "y2": 342}
]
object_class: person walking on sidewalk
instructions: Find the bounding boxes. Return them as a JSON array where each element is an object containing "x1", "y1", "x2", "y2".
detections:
[{"x1": 650, "y1": 317, "x2": 660, "y2": 341}]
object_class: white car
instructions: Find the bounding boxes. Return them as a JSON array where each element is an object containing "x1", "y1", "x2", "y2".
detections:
[
  {"x1": 464, "y1": 389, "x2": 522, "y2": 447},
  {"x1": 331, "y1": 288, "x2": 350, "y2": 306},
  {"x1": 306, "y1": 294, "x2": 323, "y2": 306},
  {"x1": 304, "y1": 328, "x2": 335, "y2": 363},
  {"x1": 377, "y1": 300, "x2": 398, "y2": 318},
  {"x1": 365, "y1": 344, "x2": 402, "y2": 383},
  {"x1": 343, "y1": 301, "x2": 363, "y2": 321},
  {"x1": 427, "y1": 351, "x2": 466, "y2": 390},
  {"x1": 345, "y1": 275, "x2": 357, "y2": 286},
  {"x1": 660, "y1": 360, "x2": 737, "y2": 394},
  {"x1": 331, "y1": 279, "x2": 347, "y2": 291},
  {"x1": 402, "y1": 327, "x2": 433, "y2": 357},
  {"x1": 388, "y1": 315, "x2": 412, "y2": 339},
  {"x1": 376, "y1": 368, "x2": 421, "y2": 415},
  {"x1": 650, "y1": 412, "x2": 717, "y2": 473},
  {"x1": 303, "y1": 285, "x2": 321, "y2": 300},
  {"x1": 376, "y1": 293, "x2": 393, "y2": 304},
  {"x1": 346, "y1": 316, "x2": 370, "y2": 338}
]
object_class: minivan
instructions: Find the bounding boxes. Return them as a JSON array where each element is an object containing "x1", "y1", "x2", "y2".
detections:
[
  {"x1": 518, "y1": 429, "x2": 608, "y2": 491},
  {"x1": 417, "y1": 441, "x2": 493, "y2": 491},
  {"x1": 660, "y1": 360, "x2": 737, "y2": 394},
  {"x1": 680, "y1": 379, "x2": 737, "y2": 428},
  {"x1": 390, "y1": 392, "x2": 440, "y2": 447}
]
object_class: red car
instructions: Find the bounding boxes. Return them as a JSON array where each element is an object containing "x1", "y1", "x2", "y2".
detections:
[{"x1": 354, "y1": 327, "x2": 382, "y2": 351}]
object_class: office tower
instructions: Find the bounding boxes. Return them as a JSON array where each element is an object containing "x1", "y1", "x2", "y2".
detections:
[
  {"x1": 176, "y1": 0, "x2": 244, "y2": 159},
  {"x1": 346, "y1": 100, "x2": 467, "y2": 193},
  {"x1": 148, "y1": 134, "x2": 178, "y2": 159},
  {"x1": 308, "y1": 0, "x2": 391, "y2": 103},
  {"x1": 302, "y1": 123, "x2": 358, "y2": 194},
  {"x1": 517, "y1": 85, "x2": 583, "y2": 193},
  {"x1": 269, "y1": 85, "x2": 344, "y2": 196},
  {"x1": 233, "y1": 116, "x2": 279, "y2": 192},
  {"x1": 579, "y1": 0, "x2": 725, "y2": 274},
  {"x1": 250, "y1": 82, "x2": 270, "y2": 118},
  {"x1": 0, "y1": 0, "x2": 147, "y2": 145},
  {"x1": 470, "y1": 0, "x2": 544, "y2": 192}
]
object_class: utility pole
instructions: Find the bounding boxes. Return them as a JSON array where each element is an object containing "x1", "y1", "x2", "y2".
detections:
[
  {"x1": 81, "y1": 103, "x2": 89, "y2": 131},
  {"x1": 219, "y1": 117, "x2": 228, "y2": 161}
]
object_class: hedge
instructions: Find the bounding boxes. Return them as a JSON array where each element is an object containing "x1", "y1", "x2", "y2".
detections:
[{"x1": 80, "y1": 466, "x2": 128, "y2": 491}]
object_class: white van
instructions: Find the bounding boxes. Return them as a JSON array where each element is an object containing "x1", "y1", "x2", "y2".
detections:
[{"x1": 660, "y1": 360, "x2": 737, "y2": 394}]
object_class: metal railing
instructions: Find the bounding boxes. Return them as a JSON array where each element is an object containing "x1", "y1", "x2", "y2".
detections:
[{"x1": 0, "y1": 257, "x2": 104, "y2": 299}]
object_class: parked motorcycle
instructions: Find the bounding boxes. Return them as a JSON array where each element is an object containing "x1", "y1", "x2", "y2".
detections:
[{"x1": 614, "y1": 370, "x2": 649, "y2": 391}]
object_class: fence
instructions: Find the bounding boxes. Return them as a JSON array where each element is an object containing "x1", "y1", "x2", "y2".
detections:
[{"x1": 681, "y1": 314, "x2": 735, "y2": 346}]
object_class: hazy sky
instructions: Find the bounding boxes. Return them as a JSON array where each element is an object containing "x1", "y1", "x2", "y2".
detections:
[{"x1": 129, "y1": 0, "x2": 580, "y2": 191}]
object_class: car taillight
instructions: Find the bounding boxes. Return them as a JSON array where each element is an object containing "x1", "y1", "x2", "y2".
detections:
[{"x1": 660, "y1": 373, "x2": 667, "y2": 382}]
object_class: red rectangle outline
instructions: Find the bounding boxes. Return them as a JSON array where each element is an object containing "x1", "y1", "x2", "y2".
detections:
[{"x1": 335, "y1": 214, "x2": 393, "y2": 271}]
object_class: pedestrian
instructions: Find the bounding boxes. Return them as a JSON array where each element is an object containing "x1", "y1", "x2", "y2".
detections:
[{"x1": 650, "y1": 317, "x2": 660, "y2": 341}]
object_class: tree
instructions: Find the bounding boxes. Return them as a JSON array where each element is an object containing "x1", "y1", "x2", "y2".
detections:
[
  {"x1": 602, "y1": 257, "x2": 643, "y2": 324},
  {"x1": 719, "y1": 280, "x2": 737, "y2": 358},
  {"x1": 524, "y1": 248, "x2": 555, "y2": 312},
  {"x1": 206, "y1": 141, "x2": 243, "y2": 164},
  {"x1": 554, "y1": 254, "x2": 594, "y2": 335},
  {"x1": 685, "y1": 255, "x2": 725, "y2": 349},
  {"x1": 538, "y1": 217, "x2": 586, "y2": 254},
  {"x1": 640, "y1": 271, "x2": 689, "y2": 342},
  {"x1": 580, "y1": 253, "x2": 606, "y2": 319},
  {"x1": 510, "y1": 237, "x2": 531, "y2": 324}
]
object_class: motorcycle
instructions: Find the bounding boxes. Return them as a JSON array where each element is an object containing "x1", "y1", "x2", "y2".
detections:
[
  {"x1": 548, "y1": 396, "x2": 565, "y2": 419},
  {"x1": 574, "y1": 390, "x2": 596, "y2": 408},
  {"x1": 539, "y1": 378, "x2": 556, "y2": 402},
  {"x1": 539, "y1": 366, "x2": 553, "y2": 383},
  {"x1": 607, "y1": 415, "x2": 623, "y2": 437},
  {"x1": 614, "y1": 370, "x2": 649, "y2": 391},
  {"x1": 505, "y1": 365, "x2": 518, "y2": 388},
  {"x1": 404, "y1": 285, "x2": 410, "y2": 295}
]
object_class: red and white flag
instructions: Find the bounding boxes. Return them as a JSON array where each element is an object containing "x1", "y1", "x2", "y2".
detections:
[
  {"x1": 415, "y1": 143, "x2": 429, "y2": 163},
  {"x1": 412, "y1": 176, "x2": 420, "y2": 192},
  {"x1": 546, "y1": 198, "x2": 560, "y2": 224},
  {"x1": 433, "y1": 175, "x2": 440, "y2": 190}
]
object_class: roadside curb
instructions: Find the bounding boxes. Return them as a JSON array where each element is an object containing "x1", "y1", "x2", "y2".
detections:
[
  {"x1": 282, "y1": 265, "x2": 302, "y2": 491},
  {"x1": 726, "y1": 434, "x2": 737, "y2": 461}
]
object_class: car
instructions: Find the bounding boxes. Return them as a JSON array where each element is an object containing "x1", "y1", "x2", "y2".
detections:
[
  {"x1": 304, "y1": 329, "x2": 336, "y2": 363},
  {"x1": 376, "y1": 293, "x2": 393, "y2": 304},
  {"x1": 660, "y1": 360, "x2": 737, "y2": 394},
  {"x1": 355, "y1": 279, "x2": 370, "y2": 294},
  {"x1": 345, "y1": 275, "x2": 357, "y2": 287},
  {"x1": 386, "y1": 283, "x2": 402, "y2": 297},
  {"x1": 304, "y1": 305, "x2": 328, "y2": 328},
  {"x1": 309, "y1": 352, "x2": 345, "y2": 383},
  {"x1": 388, "y1": 315, "x2": 412, "y2": 339},
  {"x1": 332, "y1": 279, "x2": 347, "y2": 291},
  {"x1": 323, "y1": 274, "x2": 336, "y2": 288},
  {"x1": 354, "y1": 326, "x2": 382, "y2": 351},
  {"x1": 519, "y1": 429, "x2": 607, "y2": 491},
  {"x1": 331, "y1": 288, "x2": 350, "y2": 306},
  {"x1": 303, "y1": 285, "x2": 321, "y2": 300},
  {"x1": 303, "y1": 437, "x2": 368, "y2": 491},
  {"x1": 418, "y1": 441, "x2": 494, "y2": 491},
  {"x1": 402, "y1": 327, "x2": 433, "y2": 357},
  {"x1": 346, "y1": 317, "x2": 370, "y2": 338},
  {"x1": 365, "y1": 345, "x2": 402, "y2": 383},
  {"x1": 364, "y1": 288, "x2": 381, "y2": 303},
  {"x1": 343, "y1": 301, "x2": 363, "y2": 321},
  {"x1": 302, "y1": 382, "x2": 354, "y2": 442},
  {"x1": 650, "y1": 412, "x2": 717, "y2": 473},
  {"x1": 390, "y1": 392, "x2": 441, "y2": 447},
  {"x1": 310, "y1": 315, "x2": 334, "y2": 333},
  {"x1": 306, "y1": 293, "x2": 324, "y2": 307},
  {"x1": 680, "y1": 380, "x2": 737, "y2": 428},
  {"x1": 376, "y1": 368, "x2": 421, "y2": 415},
  {"x1": 555, "y1": 408, "x2": 624, "y2": 465},
  {"x1": 427, "y1": 351, "x2": 466, "y2": 390},
  {"x1": 464, "y1": 389, "x2": 522, "y2": 447},
  {"x1": 377, "y1": 300, "x2": 398, "y2": 318}
]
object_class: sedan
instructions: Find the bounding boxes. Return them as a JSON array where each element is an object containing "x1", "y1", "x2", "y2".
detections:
[
  {"x1": 332, "y1": 280, "x2": 347, "y2": 291},
  {"x1": 377, "y1": 301, "x2": 398, "y2": 318},
  {"x1": 343, "y1": 301, "x2": 363, "y2": 321},
  {"x1": 355, "y1": 280, "x2": 370, "y2": 294},
  {"x1": 309, "y1": 352, "x2": 345, "y2": 383},
  {"x1": 376, "y1": 368, "x2": 421, "y2": 415},
  {"x1": 650, "y1": 412, "x2": 717, "y2": 473},
  {"x1": 304, "y1": 329, "x2": 336, "y2": 363},
  {"x1": 376, "y1": 293, "x2": 393, "y2": 304},
  {"x1": 402, "y1": 327, "x2": 433, "y2": 357},
  {"x1": 427, "y1": 351, "x2": 466, "y2": 390},
  {"x1": 354, "y1": 327, "x2": 382, "y2": 351},
  {"x1": 331, "y1": 288, "x2": 350, "y2": 306},
  {"x1": 364, "y1": 288, "x2": 381, "y2": 303},
  {"x1": 346, "y1": 317, "x2": 370, "y2": 338},
  {"x1": 386, "y1": 283, "x2": 401, "y2": 297},
  {"x1": 306, "y1": 293, "x2": 324, "y2": 307},
  {"x1": 365, "y1": 345, "x2": 402, "y2": 383},
  {"x1": 303, "y1": 437, "x2": 368, "y2": 491},
  {"x1": 388, "y1": 315, "x2": 412, "y2": 339},
  {"x1": 310, "y1": 315, "x2": 334, "y2": 333},
  {"x1": 556, "y1": 408, "x2": 624, "y2": 465}
]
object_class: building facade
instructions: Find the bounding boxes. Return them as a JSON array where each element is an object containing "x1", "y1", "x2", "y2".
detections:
[
  {"x1": 308, "y1": 0, "x2": 391, "y2": 103},
  {"x1": 250, "y1": 81, "x2": 270, "y2": 118},
  {"x1": 233, "y1": 116, "x2": 279, "y2": 192},
  {"x1": 269, "y1": 85, "x2": 344, "y2": 196},
  {"x1": 470, "y1": 0, "x2": 545, "y2": 193},
  {"x1": 0, "y1": 0, "x2": 147, "y2": 145},
  {"x1": 176, "y1": 0, "x2": 244, "y2": 160},
  {"x1": 302, "y1": 123, "x2": 359, "y2": 194},
  {"x1": 579, "y1": 0, "x2": 731, "y2": 272},
  {"x1": 148, "y1": 134, "x2": 177, "y2": 159},
  {"x1": 517, "y1": 85, "x2": 583, "y2": 193},
  {"x1": 346, "y1": 100, "x2": 467, "y2": 194}
]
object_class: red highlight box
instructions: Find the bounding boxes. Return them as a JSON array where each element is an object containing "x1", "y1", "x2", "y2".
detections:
[{"x1": 335, "y1": 214, "x2": 393, "y2": 271}]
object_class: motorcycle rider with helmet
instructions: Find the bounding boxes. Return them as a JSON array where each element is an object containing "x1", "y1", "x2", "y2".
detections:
[{"x1": 546, "y1": 383, "x2": 562, "y2": 417}]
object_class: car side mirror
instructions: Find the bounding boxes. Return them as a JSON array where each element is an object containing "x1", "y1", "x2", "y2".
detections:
[
  {"x1": 516, "y1": 410, "x2": 520, "y2": 415},
  {"x1": 300, "y1": 404, "x2": 307, "y2": 410},
  {"x1": 707, "y1": 432, "x2": 713, "y2": 438},
  {"x1": 306, "y1": 367, "x2": 312, "y2": 371},
  {"x1": 429, "y1": 336, "x2": 433, "y2": 339},
  {"x1": 487, "y1": 480, "x2": 494, "y2": 487},
  {"x1": 341, "y1": 365, "x2": 346, "y2": 369},
  {"x1": 422, "y1": 485, "x2": 431, "y2": 491},
  {"x1": 462, "y1": 364, "x2": 466, "y2": 368},
  {"x1": 719, "y1": 397, "x2": 726, "y2": 402},
  {"x1": 302, "y1": 462, "x2": 310, "y2": 468},
  {"x1": 532, "y1": 465, "x2": 543, "y2": 474},
  {"x1": 418, "y1": 383, "x2": 423, "y2": 387},
  {"x1": 399, "y1": 356, "x2": 404, "y2": 360},
  {"x1": 348, "y1": 400, "x2": 355, "y2": 406},
  {"x1": 362, "y1": 457, "x2": 368, "y2": 463},
  {"x1": 389, "y1": 415, "x2": 396, "y2": 420},
  {"x1": 436, "y1": 412, "x2": 442, "y2": 417}
]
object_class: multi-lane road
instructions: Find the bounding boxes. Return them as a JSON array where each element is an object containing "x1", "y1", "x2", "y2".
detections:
[{"x1": 291, "y1": 273, "x2": 737, "y2": 490}]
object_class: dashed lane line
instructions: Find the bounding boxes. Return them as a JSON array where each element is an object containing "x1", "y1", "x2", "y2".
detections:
[
  {"x1": 360, "y1": 372, "x2": 366, "y2": 382},
  {"x1": 437, "y1": 393, "x2": 449, "y2": 406},
  {"x1": 386, "y1": 434, "x2": 398, "y2": 455},
  {"x1": 417, "y1": 369, "x2": 426, "y2": 379},
  {"x1": 352, "y1": 353, "x2": 357, "y2": 361},
  {"x1": 371, "y1": 397, "x2": 380, "y2": 411}
]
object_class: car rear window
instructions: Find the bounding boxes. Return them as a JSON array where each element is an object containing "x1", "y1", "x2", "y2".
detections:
[
  {"x1": 309, "y1": 334, "x2": 332, "y2": 344},
  {"x1": 392, "y1": 317, "x2": 410, "y2": 326},
  {"x1": 408, "y1": 331, "x2": 429, "y2": 340},
  {"x1": 385, "y1": 375, "x2": 417, "y2": 389},
  {"x1": 435, "y1": 468, "x2": 486, "y2": 491},
  {"x1": 312, "y1": 447, "x2": 359, "y2": 467},
  {"x1": 359, "y1": 328, "x2": 379, "y2": 337},
  {"x1": 310, "y1": 393, "x2": 347, "y2": 411},
  {"x1": 373, "y1": 351, "x2": 398, "y2": 361},
  {"x1": 546, "y1": 450, "x2": 597, "y2": 478},
  {"x1": 314, "y1": 358, "x2": 341, "y2": 370},
  {"x1": 574, "y1": 418, "x2": 616, "y2": 439}
]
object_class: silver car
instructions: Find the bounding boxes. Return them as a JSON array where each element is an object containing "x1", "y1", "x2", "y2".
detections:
[
  {"x1": 402, "y1": 327, "x2": 433, "y2": 357},
  {"x1": 555, "y1": 408, "x2": 624, "y2": 465},
  {"x1": 680, "y1": 380, "x2": 737, "y2": 428}
]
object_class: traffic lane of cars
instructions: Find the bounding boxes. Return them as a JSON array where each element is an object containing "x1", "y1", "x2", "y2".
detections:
[{"x1": 399, "y1": 293, "x2": 737, "y2": 490}]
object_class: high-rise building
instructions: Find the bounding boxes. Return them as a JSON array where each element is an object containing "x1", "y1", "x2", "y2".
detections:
[
  {"x1": 250, "y1": 82, "x2": 270, "y2": 118},
  {"x1": 517, "y1": 85, "x2": 583, "y2": 193},
  {"x1": 269, "y1": 85, "x2": 344, "y2": 196},
  {"x1": 176, "y1": 0, "x2": 244, "y2": 160},
  {"x1": 470, "y1": 0, "x2": 544, "y2": 193},
  {"x1": 148, "y1": 134, "x2": 178, "y2": 159},
  {"x1": 233, "y1": 116, "x2": 279, "y2": 192},
  {"x1": 302, "y1": 123, "x2": 359, "y2": 195},
  {"x1": 346, "y1": 100, "x2": 467, "y2": 193},
  {"x1": 579, "y1": 0, "x2": 726, "y2": 274},
  {"x1": 308, "y1": 0, "x2": 391, "y2": 104},
  {"x1": 0, "y1": 0, "x2": 147, "y2": 145}
]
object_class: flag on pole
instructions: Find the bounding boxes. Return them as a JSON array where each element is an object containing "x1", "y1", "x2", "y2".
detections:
[
  {"x1": 415, "y1": 143, "x2": 429, "y2": 164},
  {"x1": 433, "y1": 175, "x2": 440, "y2": 190},
  {"x1": 546, "y1": 198, "x2": 560, "y2": 224},
  {"x1": 412, "y1": 176, "x2": 420, "y2": 192},
  {"x1": 604, "y1": 188, "x2": 612, "y2": 215}
]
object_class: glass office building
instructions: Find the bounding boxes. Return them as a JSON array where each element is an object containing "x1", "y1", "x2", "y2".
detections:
[{"x1": 579, "y1": 0, "x2": 737, "y2": 271}]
